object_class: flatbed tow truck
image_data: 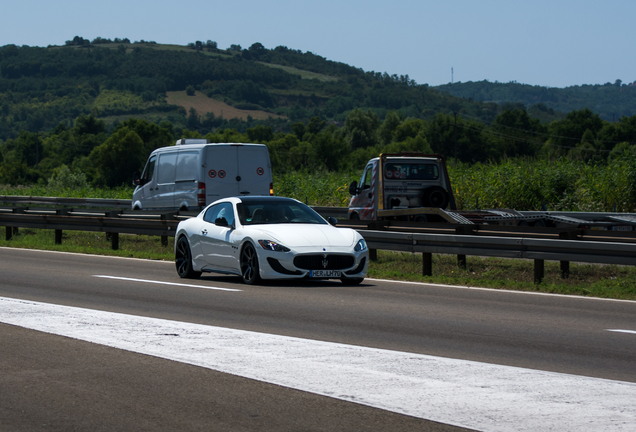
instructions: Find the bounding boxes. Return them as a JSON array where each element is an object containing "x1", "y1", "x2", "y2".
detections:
[{"x1": 348, "y1": 153, "x2": 636, "y2": 231}]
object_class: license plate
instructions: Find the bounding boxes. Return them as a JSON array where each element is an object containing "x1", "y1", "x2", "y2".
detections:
[
  {"x1": 310, "y1": 270, "x2": 341, "y2": 278},
  {"x1": 611, "y1": 225, "x2": 633, "y2": 231}
]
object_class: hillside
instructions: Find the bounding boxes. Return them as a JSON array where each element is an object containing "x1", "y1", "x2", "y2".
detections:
[
  {"x1": 435, "y1": 80, "x2": 636, "y2": 122},
  {"x1": 0, "y1": 39, "x2": 557, "y2": 141}
]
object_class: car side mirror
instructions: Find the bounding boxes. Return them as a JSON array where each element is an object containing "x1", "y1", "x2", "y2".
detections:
[
  {"x1": 327, "y1": 217, "x2": 338, "y2": 226},
  {"x1": 215, "y1": 217, "x2": 229, "y2": 227},
  {"x1": 348, "y1": 181, "x2": 359, "y2": 195}
]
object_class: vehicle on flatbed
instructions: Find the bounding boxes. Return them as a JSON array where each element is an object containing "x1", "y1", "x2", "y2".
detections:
[{"x1": 348, "y1": 153, "x2": 636, "y2": 231}]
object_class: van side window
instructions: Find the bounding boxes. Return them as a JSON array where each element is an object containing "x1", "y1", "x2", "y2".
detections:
[
  {"x1": 141, "y1": 155, "x2": 156, "y2": 183},
  {"x1": 175, "y1": 151, "x2": 198, "y2": 181},
  {"x1": 157, "y1": 153, "x2": 177, "y2": 185}
]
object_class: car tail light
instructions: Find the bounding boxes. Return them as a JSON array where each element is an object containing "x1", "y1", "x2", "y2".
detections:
[
  {"x1": 197, "y1": 182, "x2": 206, "y2": 206},
  {"x1": 270, "y1": 182, "x2": 274, "y2": 196}
]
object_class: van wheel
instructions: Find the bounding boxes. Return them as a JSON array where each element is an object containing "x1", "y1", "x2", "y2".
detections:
[
  {"x1": 424, "y1": 186, "x2": 449, "y2": 209},
  {"x1": 175, "y1": 237, "x2": 201, "y2": 279},
  {"x1": 240, "y1": 243, "x2": 261, "y2": 285}
]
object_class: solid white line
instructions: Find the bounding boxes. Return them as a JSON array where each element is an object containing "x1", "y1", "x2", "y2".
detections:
[
  {"x1": 1, "y1": 296, "x2": 634, "y2": 432},
  {"x1": 93, "y1": 275, "x2": 242, "y2": 292},
  {"x1": 608, "y1": 329, "x2": 636, "y2": 335},
  {"x1": 3, "y1": 247, "x2": 635, "y2": 303},
  {"x1": 367, "y1": 277, "x2": 636, "y2": 303}
]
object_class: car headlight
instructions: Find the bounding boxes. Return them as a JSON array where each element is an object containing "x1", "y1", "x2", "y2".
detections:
[
  {"x1": 258, "y1": 240, "x2": 290, "y2": 252},
  {"x1": 354, "y1": 238, "x2": 367, "y2": 252}
]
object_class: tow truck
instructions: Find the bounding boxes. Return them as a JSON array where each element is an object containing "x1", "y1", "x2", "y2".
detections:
[{"x1": 348, "y1": 153, "x2": 636, "y2": 230}]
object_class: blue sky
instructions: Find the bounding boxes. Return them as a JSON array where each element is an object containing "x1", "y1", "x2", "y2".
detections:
[{"x1": 1, "y1": 0, "x2": 634, "y2": 88}]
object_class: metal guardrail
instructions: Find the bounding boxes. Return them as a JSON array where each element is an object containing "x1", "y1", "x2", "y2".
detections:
[
  {"x1": 0, "y1": 195, "x2": 132, "y2": 209},
  {"x1": 1, "y1": 197, "x2": 635, "y2": 283}
]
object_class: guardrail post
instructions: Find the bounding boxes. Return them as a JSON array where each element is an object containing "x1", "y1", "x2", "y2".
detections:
[
  {"x1": 110, "y1": 232, "x2": 119, "y2": 250},
  {"x1": 534, "y1": 259, "x2": 544, "y2": 284},
  {"x1": 55, "y1": 209, "x2": 68, "y2": 245},
  {"x1": 457, "y1": 254, "x2": 466, "y2": 269},
  {"x1": 369, "y1": 249, "x2": 378, "y2": 261},
  {"x1": 4, "y1": 226, "x2": 11, "y2": 241},
  {"x1": 160, "y1": 212, "x2": 177, "y2": 247},
  {"x1": 423, "y1": 253, "x2": 432, "y2": 276},
  {"x1": 560, "y1": 261, "x2": 570, "y2": 279}
]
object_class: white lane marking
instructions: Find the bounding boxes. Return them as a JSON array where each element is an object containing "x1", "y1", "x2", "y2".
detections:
[
  {"x1": 608, "y1": 329, "x2": 636, "y2": 335},
  {"x1": 4, "y1": 247, "x2": 636, "y2": 304},
  {"x1": 93, "y1": 275, "x2": 242, "y2": 292},
  {"x1": 368, "y1": 277, "x2": 636, "y2": 303},
  {"x1": 1, "y1": 297, "x2": 635, "y2": 432}
]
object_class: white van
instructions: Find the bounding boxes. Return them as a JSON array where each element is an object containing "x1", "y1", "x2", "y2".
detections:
[{"x1": 132, "y1": 139, "x2": 273, "y2": 211}]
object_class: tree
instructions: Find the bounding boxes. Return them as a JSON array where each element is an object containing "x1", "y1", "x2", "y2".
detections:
[
  {"x1": 89, "y1": 128, "x2": 145, "y2": 187},
  {"x1": 377, "y1": 110, "x2": 403, "y2": 145},
  {"x1": 491, "y1": 108, "x2": 545, "y2": 158},
  {"x1": 548, "y1": 108, "x2": 605, "y2": 153},
  {"x1": 343, "y1": 108, "x2": 380, "y2": 149}
]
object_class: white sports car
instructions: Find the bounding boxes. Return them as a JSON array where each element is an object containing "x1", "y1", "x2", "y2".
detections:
[{"x1": 174, "y1": 196, "x2": 369, "y2": 285}]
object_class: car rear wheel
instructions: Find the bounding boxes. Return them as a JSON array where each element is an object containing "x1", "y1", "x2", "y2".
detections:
[
  {"x1": 240, "y1": 243, "x2": 261, "y2": 285},
  {"x1": 175, "y1": 236, "x2": 201, "y2": 279}
]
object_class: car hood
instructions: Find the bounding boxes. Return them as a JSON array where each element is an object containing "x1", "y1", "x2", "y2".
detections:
[{"x1": 251, "y1": 224, "x2": 357, "y2": 248}]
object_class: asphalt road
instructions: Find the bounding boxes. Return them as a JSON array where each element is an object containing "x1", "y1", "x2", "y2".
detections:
[{"x1": 1, "y1": 247, "x2": 636, "y2": 430}]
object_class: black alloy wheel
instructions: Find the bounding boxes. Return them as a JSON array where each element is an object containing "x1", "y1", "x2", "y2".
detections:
[
  {"x1": 240, "y1": 242, "x2": 261, "y2": 285},
  {"x1": 175, "y1": 236, "x2": 202, "y2": 279}
]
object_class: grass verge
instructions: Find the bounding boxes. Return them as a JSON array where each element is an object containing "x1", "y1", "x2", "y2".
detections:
[{"x1": 2, "y1": 227, "x2": 635, "y2": 301}]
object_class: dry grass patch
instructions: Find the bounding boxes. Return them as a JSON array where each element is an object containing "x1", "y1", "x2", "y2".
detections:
[{"x1": 165, "y1": 91, "x2": 285, "y2": 121}]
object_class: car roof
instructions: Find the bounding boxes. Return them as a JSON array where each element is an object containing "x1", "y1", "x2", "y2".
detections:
[{"x1": 237, "y1": 196, "x2": 299, "y2": 204}]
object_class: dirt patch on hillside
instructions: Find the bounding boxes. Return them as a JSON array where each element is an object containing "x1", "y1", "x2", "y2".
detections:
[{"x1": 165, "y1": 91, "x2": 285, "y2": 121}]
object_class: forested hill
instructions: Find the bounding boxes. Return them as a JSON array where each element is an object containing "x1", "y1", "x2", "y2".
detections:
[
  {"x1": 435, "y1": 80, "x2": 636, "y2": 122},
  {"x1": 0, "y1": 38, "x2": 565, "y2": 141}
]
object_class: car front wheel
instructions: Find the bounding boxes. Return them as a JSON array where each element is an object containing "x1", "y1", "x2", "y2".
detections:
[
  {"x1": 175, "y1": 236, "x2": 202, "y2": 279},
  {"x1": 240, "y1": 242, "x2": 261, "y2": 285}
]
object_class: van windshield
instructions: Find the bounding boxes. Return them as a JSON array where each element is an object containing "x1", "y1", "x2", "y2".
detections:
[{"x1": 237, "y1": 200, "x2": 327, "y2": 225}]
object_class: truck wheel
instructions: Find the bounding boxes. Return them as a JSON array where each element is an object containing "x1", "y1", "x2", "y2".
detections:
[{"x1": 424, "y1": 186, "x2": 449, "y2": 209}]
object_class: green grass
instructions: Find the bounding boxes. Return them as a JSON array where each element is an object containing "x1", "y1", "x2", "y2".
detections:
[
  {"x1": 0, "y1": 228, "x2": 173, "y2": 261},
  {"x1": 2, "y1": 227, "x2": 635, "y2": 300}
]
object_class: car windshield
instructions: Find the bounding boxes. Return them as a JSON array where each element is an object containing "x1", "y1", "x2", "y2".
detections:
[{"x1": 237, "y1": 199, "x2": 327, "y2": 225}]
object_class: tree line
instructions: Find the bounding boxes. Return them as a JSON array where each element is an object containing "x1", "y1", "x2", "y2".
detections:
[{"x1": 1, "y1": 106, "x2": 635, "y2": 189}]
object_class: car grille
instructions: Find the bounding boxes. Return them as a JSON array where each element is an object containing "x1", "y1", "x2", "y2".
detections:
[{"x1": 293, "y1": 254, "x2": 355, "y2": 270}]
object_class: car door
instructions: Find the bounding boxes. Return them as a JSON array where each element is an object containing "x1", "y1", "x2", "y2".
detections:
[{"x1": 199, "y1": 202, "x2": 237, "y2": 271}]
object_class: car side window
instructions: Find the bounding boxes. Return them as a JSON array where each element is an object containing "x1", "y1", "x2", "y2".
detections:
[
  {"x1": 216, "y1": 203, "x2": 235, "y2": 227},
  {"x1": 203, "y1": 204, "x2": 219, "y2": 223},
  {"x1": 203, "y1": 203, "x2": 235, "y2": 227}
]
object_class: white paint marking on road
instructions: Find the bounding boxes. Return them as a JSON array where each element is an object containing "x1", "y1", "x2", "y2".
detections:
[
  {"x1": 608, "y1": 329, "x2": 636, "y2": 335},
  {"x1": 1, "y1": 296, "x2": 635, "y2": 432},
  {"x1": 368, "y1": 277, "x2": 636, "y2": 303},
  {"x1": 93, "y1": 275, "x2": 242, "y2": 292}
]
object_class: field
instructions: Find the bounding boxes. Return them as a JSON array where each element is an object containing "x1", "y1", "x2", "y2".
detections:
[{"x1": 165, "y1": 91, "x2": 285, "y2": 121}]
